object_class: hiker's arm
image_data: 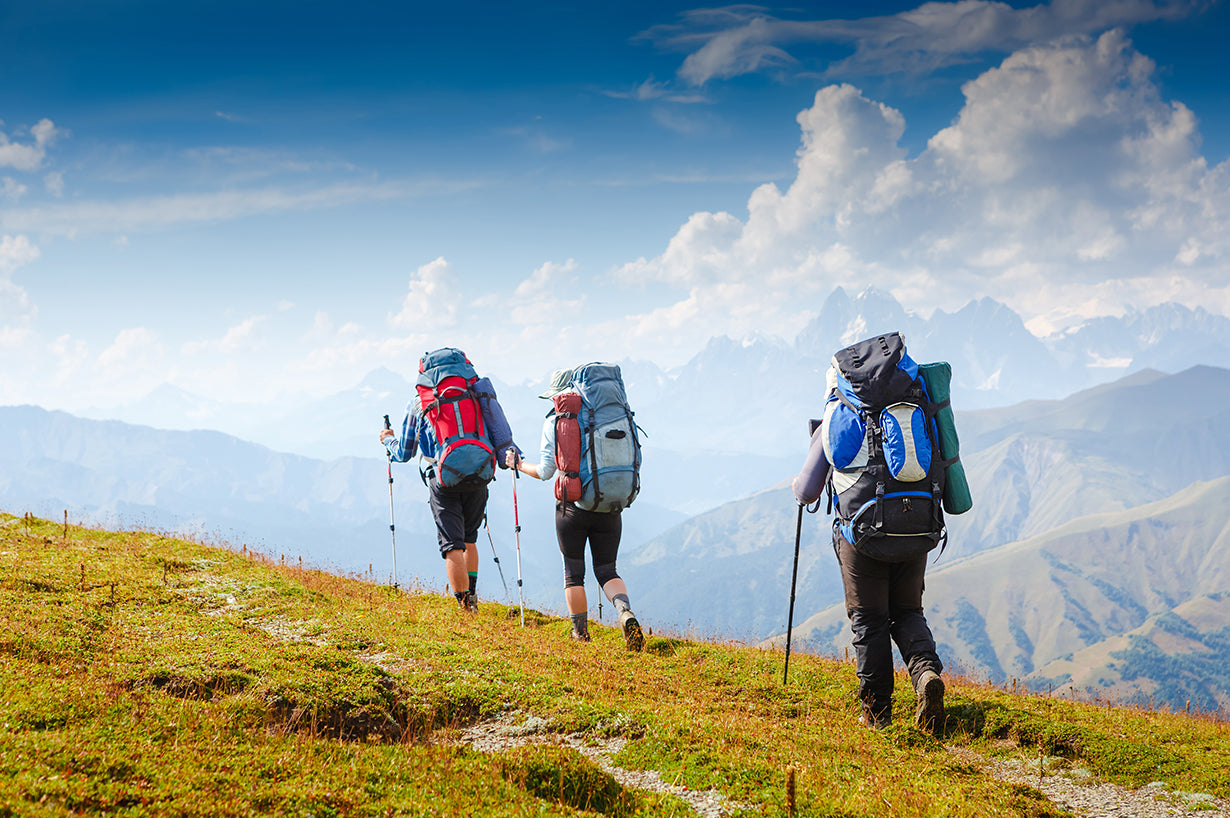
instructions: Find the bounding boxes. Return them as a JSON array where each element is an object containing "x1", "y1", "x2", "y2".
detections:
[
  {"x1": 508, "y1": 454, "x2": 542, "y2": 480},
  {"x1": 382, "y1": 400, "x2": 422, "y2": 463},
  {"x1": 792, "y1": 421, "x2": 831, "y2": 505},
  {"x1": 504, "y1": 417, "x2": 556, "y2": 481}
]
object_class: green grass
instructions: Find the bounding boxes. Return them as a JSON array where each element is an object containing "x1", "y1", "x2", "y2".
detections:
[{"x1": 2, "y1": 512, "x2": 1228, "y2": 816}]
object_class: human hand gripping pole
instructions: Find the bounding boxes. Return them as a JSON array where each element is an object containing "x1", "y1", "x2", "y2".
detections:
[
  {"x1": 383, "y1": 414, "x2": 399, "y2": 590},
  {"x1": 512, "y1": 452, "x2": 525, "y2": 627},
  {"x1": 783, "y1": 501, "x2": 804, "y2": 685}
]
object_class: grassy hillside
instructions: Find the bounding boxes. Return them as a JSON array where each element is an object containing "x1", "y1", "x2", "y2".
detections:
[{"x1": 3, "y1": 513, "x2": 1229, "y2": 817}]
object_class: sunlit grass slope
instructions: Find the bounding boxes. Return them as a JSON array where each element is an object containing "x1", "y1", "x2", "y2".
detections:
[{"x1": 2, "y1": 512, "x2": 1228, "y2": 816}]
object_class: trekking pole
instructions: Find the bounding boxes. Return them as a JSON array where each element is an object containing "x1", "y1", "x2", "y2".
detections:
[
  {"x1": 483, "y1": 513, "x2": 512, "y2": 604},
  {"x1": 783, "y1": 502, "x2": 804, "y2": 685},
  {"x1": 383, "y1": 415, "x2": 399, "y2": 590},
  {"x1": 512, "y1": 455, "x2": 525, "y2": 627}
]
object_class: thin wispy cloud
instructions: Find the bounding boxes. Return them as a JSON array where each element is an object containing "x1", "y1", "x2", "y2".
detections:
[
  {"x1": 0, "y1": 178, "x2": 477, "y2": 237},
  {"x1": 500, "y1": 121, "x2": 572, "y2": 154},
  {"x1": 640, "y1": 0, "x2": 1208, "y2": 85},
  {"x1": 603, "y1": 77, "x2": 711, "y2": 103}
]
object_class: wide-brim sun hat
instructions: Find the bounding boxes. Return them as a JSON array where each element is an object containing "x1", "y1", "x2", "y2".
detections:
[{"x1": 538, "y1": 367, "x2": 575, "y2": 399}]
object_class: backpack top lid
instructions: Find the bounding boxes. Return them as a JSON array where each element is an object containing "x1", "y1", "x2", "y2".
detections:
[
  {"x1": 417, "y1": 347, "x2": 477, "y2": 388},
  {"x1": 571, "y1": 363, "x2": 628, "y2": 410},
  {"x1": 832, "y1": 332, "x2": 920, "y2": 408}
]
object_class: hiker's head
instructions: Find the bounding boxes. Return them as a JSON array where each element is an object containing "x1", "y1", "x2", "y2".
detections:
[{"x1": 538, "y1": 368, "x2": 574, "y2": 399}]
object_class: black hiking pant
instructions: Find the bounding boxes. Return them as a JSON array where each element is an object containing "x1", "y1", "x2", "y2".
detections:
[
  {"x1": 834, "y1": 526, "x2": 942, "y2": 713},
  {"x1": 555, "y1": 501, "x2": 622, "y2": 588}
]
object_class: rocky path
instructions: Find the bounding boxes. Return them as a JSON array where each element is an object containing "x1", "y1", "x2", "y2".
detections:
[
  {"x1": 459, "y1": 713, "x2": 753, "y2": 818},
  {"x1": 951, "y1": 746, "x2": 1227, "y2": 817}
]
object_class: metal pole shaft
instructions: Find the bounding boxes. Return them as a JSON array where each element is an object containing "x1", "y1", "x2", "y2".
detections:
[
  {"x1": 483, "y1": 513, "x2": 512, "y2": 604},
  {"x1": 383, "y1": 414, "x2": 399, "y2": 590},
  {"x1": 387, "y1": 455, "x2": 399, "y2": 589},
  {"x1": 783, "y1": 503, "x2": 804, "y2": 685},
  {"x1": 513, "y1": 465, "x2": 525, "y2": 627}
]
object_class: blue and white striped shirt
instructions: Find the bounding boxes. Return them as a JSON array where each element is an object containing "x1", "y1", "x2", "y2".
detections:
[{"x1": 384, "y1": 395, "x2": 439, "y2": 464}]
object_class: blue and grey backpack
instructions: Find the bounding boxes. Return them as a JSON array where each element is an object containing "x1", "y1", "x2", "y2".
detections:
[
  {"x1": 570, "y1": 363, "x2": 642, "y2": 513},
  {"x1": 820, "y1": 333, "x2": 947, "y2": 560}
]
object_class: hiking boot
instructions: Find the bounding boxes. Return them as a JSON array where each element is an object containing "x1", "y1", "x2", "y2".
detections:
[
  {"x1": 570, "y1": 628, "x2": 591, "y2": 642},
  {"x1": 858, "y1": 698, "x2": 891, "y2": 730},
  {"x1": 459, "y1": 590, "x2": 478, "y2": 613},
  {"x1": 914, "y1": 671, "x2": 945, "y2": 734},
  {"x1": 619, "y1": 610, "x2": 644, "y2": 652}
]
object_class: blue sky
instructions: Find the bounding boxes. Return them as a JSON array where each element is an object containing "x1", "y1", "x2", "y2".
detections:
[{"x1": 2, "y1": 0, "x2": 1229, "y2": 413}]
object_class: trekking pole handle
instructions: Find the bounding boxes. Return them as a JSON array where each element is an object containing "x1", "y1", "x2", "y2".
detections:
[{"x1": 383, "y1": 414, "x2": 392, "y2": 431}]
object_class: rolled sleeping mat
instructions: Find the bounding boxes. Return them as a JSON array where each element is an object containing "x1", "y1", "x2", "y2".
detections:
[
  {"x1": 471, "y1": 377, "x2": 521, "y2": 467},
  {"x1": 552, "y1": 392, "x2": 583, "y2": 502},
  {"x1": 917, "y1": 362, "x2": 973, "y2": 515}
]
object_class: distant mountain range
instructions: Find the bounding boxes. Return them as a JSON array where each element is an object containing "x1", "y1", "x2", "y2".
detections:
[
  {"x1": 73, "y1": 286, "x2": 1230, "y2": 523},
  {"x1": 83, "y1": 287, "x2": 1230, "y2": 456},
  {"x1": 0, "y1": 404, "x2": 683, "y2": 614}
]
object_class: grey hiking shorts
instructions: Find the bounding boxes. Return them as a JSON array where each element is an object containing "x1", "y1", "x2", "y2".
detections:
[{"x1": 428, "y1": 479, "x2": 488, "y2": 556}]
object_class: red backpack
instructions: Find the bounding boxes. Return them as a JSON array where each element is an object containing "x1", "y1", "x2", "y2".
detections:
[
  {"x1": 552, "y1": 391, "x2": 582, "y2": 502},
  {"x1": 416, "y1": 348, "x2": 495, "y2": 488}
]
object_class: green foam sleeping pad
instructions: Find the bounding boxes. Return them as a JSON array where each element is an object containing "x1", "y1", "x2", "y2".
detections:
[{"x1": 918, "y1": 361, "x2": 973, "y2": 515}]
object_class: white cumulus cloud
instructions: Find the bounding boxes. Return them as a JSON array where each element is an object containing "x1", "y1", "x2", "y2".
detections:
[
  {"x1": 0, "y1": 234, "x2": 40, "y2": 274},
  {"x1": 99, "y1": 327, "x2": 162, "y2": 369},
  {"x1": 604, "y1": 30, "x2": 1230, "y2": 361},
  {"x1": 1, "y1": 176, "x2": 27, "y2": 201},
  {"x1": 182, "y1": 315, "x2": 269, "y2": 355},
  {"x1": 389, "y1": 257, "x2": 461, "y2": 332},
  {"x1": 0, "y1": 118, "x2": 60, "y2": 171}
]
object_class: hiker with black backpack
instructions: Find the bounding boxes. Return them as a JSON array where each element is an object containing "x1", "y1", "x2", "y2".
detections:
[
  {"x1": 505, "y1": 364, "x2": 646, "y2": 650},
  {"x1": 793, "y1": 332, "x2": 972, "y2": 734},
  {"x1": 380, "y1": 347, "x2": 518, "y2": 613}
]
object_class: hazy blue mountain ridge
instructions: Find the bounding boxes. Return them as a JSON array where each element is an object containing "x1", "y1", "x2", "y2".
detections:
[
  {"x1": 77, "y1": 288, "x2": 1230, "y2": 466},
  {"x1": 0, "y1": 404, "x2": 687, "y2": 613}
]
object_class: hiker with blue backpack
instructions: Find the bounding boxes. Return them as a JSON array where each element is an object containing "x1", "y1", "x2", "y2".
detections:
[
  {"x1": 505, "y1": 364, "x2": 646, "y2": 650},
  {"x1": 793, "y1": 332, "x2": 972, "y2": 734},
  {"x1": 380, "y1": 347, "x2": 519, "y2": 612}
]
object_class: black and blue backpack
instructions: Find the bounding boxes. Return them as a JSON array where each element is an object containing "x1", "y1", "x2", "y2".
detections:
[{"x1": 820, "y1": 333, "x2": 948, "y2": 560}]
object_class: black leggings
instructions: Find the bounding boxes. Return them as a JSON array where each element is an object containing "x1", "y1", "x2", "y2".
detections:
[{"x1": 555, "y1": 502, "x2": 622, "y2": 588}]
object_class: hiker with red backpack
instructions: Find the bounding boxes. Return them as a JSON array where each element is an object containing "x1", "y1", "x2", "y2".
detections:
[
  {"x1": 505, "y1": 364, "x2": 645, "y2": 650},
  {"x1": 380, "y1": 347, "x2": 518, "y2": 613},
  {"x1": 793, "y1": 332, "x2": 972, "y2": 735}
]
